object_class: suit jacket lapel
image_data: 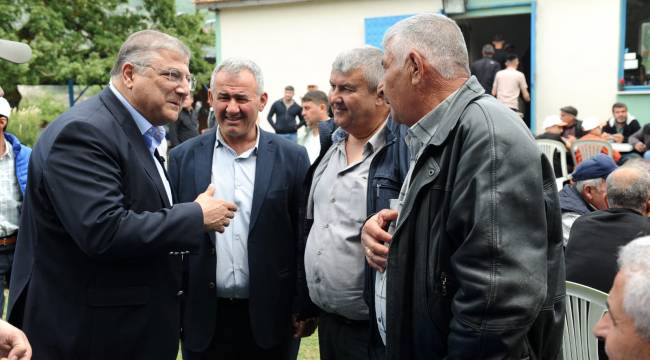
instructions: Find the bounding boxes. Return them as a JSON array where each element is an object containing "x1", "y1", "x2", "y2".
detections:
[
  {"x1": 99, "y1": 87, "x2": 171, "y2": 208},
  {"x1": 194, "y1": 129, "x2": 217, "y2": 245},
  {"x1": 249, "y1": 130, "x2": 275, "y2": 232}
]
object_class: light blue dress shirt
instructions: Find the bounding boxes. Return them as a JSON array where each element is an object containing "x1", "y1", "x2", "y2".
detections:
[
  {"x1": 108, "y1": 82, "x2": 172, "y2": 204},
  {"x1": 211, "y1": 127, "x2": 260, "y2": 299}
]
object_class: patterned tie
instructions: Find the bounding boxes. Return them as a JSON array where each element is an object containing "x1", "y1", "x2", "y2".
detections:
[{"x1": 145, "y1": 126, "x2": 166, "y2": 153}]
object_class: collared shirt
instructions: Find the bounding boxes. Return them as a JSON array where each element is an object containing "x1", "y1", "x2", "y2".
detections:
[
  {"x1": 305, "y1": 124, "x2": 387, "y2": 320},
  {"x1": 375, "y1": 88, "x2": 460, "y2": 344},
  {"x1": 212, "y1": 126, "x2": 260, "y2": 299},
  {"x1": 0, "y1": 138, "x2": 21, "y2": 237},
  {"x1": 108, "y1": 82, "x2": 172, "y2": 204}
]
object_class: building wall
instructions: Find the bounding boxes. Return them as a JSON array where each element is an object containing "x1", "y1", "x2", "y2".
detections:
[
  {"x1": 218, "y1": 0, "x2": 442, "y2": 127},
  {"x1": 535, "y1": 0, "x2": 621, "y2": 133}
]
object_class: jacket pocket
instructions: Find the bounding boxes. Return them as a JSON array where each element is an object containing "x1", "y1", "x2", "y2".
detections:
[{"x1": 87, "y1": 286, "x2": 150, "y2": 307}]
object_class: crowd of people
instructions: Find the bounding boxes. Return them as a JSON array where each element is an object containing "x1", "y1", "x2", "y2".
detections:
[{"x1": 0, "y1": 12, "x2": 650, "y2": 360}]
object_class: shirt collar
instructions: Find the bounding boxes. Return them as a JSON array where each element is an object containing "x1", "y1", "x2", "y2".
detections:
[
  {"x1": 408, "y1": 88, "x2": 460, "y2": 147},
  {"x1": 331, "y1": 121, "x2": 388, "y2": 157},
  {"x1": 215, "y1": 125, "x2": 261, "y2": 157},
  {"x1": 108, "y1": 81, "x2": 166, "y2": 152},
  {"x1": 0, "y1": 138, "x2": 13, "y2": 159}
]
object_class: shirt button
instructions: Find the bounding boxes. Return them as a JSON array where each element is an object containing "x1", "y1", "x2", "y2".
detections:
[
  {"x1": 176, "y1": 290, "x2": 184, "y2": 296},
  {"x1": 208, "y1": 282, "x2": 216, "y2": 289},
  {"x1": 323, "y1": 224, "x2": 329, "y2": 229},
  {"x1": 330, "y1": 198, "x2": 335, "y2": 203},
  {"x1": 315, "y1": 278, "x2": 321, "y2": 283},
  {"x1": 317, "y1": 250, "x2": 322, "y2": 255}
]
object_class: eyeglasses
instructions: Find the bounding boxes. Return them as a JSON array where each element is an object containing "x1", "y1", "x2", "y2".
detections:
[{"x1": 134, "y1": 63, "x2": 196, "y2": 91}]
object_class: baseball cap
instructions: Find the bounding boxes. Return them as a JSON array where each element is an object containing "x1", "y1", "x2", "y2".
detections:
[
  {"x1": 543, "y1": 115, "x2": 567, "y2": 129},
  {"x1": 0, "y1": 39, "x2": 32, "y2": 64},
  {"x1": 581, "y1": 116, "x2": 604, "y2": 132},
  {"x1": 0, "y1": 97, "x2": 11, "y2": 119},
  {"x1": 570, "y1": 154, "x2": 618, "y2": 181},
  {"x1": 560, "y1": 106, "x2": 578, "y2": 117}
]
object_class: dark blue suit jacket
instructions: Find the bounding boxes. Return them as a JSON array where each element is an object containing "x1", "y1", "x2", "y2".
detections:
[
  {"x1": 9, "y1": 87, "x2": 205, "y2": 360},
  {"x1": 168, "y1": 128, "x2": 311, "y2": 351}
]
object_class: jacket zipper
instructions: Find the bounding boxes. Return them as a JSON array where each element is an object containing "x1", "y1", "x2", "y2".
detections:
[{"x1": 440, "y1": 272, "x2": 448, "y2": 297}]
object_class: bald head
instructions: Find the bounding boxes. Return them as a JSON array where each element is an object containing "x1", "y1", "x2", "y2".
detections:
[{"x1": 607, "y1": 167, "x2": 650, "y2": 215}]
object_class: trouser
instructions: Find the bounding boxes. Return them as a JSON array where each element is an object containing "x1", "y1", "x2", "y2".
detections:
[
  {"x1": 0, "y1": 243, "x2": 15, "y2": 318},
  {"x1": 318, "y1": 311, "x2": 370, "y2": 360},
  {"x1": 183, "y1": 298, "x2": 291, "y2": 360}
]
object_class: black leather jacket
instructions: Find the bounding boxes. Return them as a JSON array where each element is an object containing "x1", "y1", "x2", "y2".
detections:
[{"x1": 384, "y1": 78, "x2": 565, "y2": 359}]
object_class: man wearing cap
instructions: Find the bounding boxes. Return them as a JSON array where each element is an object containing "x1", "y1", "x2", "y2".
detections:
[
  {"x1": 566, "y1": 164, "x2": 650, "y2": 293},
  {"x1": 536, "y1": 115, "x2": 574, "y2": 176},
  {"x1": 0, "y1": 97, "x2": 31, "y2": 317},
  {"x1": 560, "y1": 106, "x2": 585, "y2": 139},
  {"x1": 578, "y1": 117, "x2": 622, "y2": 163},
  {"x1": 558, "y1": 154, "x2": 617, "y2": 246}
]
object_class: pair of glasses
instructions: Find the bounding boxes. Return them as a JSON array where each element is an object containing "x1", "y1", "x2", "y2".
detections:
[{"x1": 134, "y1": 63, "x2": 196, "y2": 91}]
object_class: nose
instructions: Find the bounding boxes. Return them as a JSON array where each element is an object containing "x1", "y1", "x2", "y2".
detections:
[
  {"x1": 226, "y1": 98, "x2": 240, "y2": 114},
  {"x1": 592, "y1": 312, "x2": 611, "y2": 340}
]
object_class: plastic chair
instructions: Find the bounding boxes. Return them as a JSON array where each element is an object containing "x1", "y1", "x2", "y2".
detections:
[
  {"x1": 563, "y1": 281, "x2": 608, "y2": 360},
  {"x1": 571, "y1": 140, "x2": 614, "y2": 165},
  {"x1": 536, "y1": 139, "x2": 569, "y2": 182}
]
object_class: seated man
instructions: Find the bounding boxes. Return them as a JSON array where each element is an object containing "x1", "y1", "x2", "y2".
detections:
[
  {"x1": 536, "y1": 114, "x2": 574, "y2": 176},
  {"x1": 560, "y1": 105, "x2": 585, "y2": 139},
  {"x1": 593, "y1": 236, "x2": 650, "y2": 359},
  {"x1": 558, "y1": 154, "x2": 617, "y2": 245},
  {"x1": 577, "y1": 116, "x2": 621, "y2": 164},
  {"x1": 566, "y1": 165, "x2": 650, "y2": 293},
  {"x1": 629, "y1": 123, "x2": 650, "y2": 160},
  {"x1": 602, "y1": 102, "x2": 641, "y2": 144}
]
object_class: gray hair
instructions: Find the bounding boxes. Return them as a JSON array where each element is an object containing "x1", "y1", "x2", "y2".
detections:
[
  {"x1": 110, "y1": 30, "x2": 191, "y2": 77},
  {"x1": 382, "y1": 13, "x2": 470, "y2": 80},
  {"x1": 211, "y1": 57, "x2": 264, "y2": 95},
  {"x1": 618, "y1": 236, "x2": 650, "y2": 341},
  {"x1": 575, "y1": 178, "x2": 605, "y2": 193},
  {"x1": 623, "y1": 158, "x2": 650, "y2": 173},
  {"x1": 482, "y1": 44, "x2": 495, "y2": 56},
  {"x1": 607, "y1": 167, "x2": 650, "y2": 213},
  {"x1": 331, "y1": 46, "x2": 384, "y2": 92}
]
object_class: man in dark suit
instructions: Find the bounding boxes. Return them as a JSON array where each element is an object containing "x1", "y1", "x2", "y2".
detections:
[
  {"x1": 8, "y1": 30, "x2": 237, "y2": 360},
  {"x1": 566, "y1": 164, "x2": 650, "y2": 293},
  {"x1": 168, "y1": 93, "x2": 200, "y2": 148},
  {"x1": 168, "y1": 58, "x2": 315, "y2": 360}
]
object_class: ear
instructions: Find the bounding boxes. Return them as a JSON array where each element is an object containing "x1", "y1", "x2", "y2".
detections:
[
  {"x1": 0, "y1": 117, "x2": 7, "y2": 132},
  {"x1": 319, "y1": 103, "x2": 327, "y2": 112},
  {"x1": 258, "y1": 92, "x2": 268, "y2": 111},
  {"x1": 122, "y1": 63, "x2": 137, "y2": 90},
  {"x1": 375, "y1": 82, "x2": 386, "y2": 106},
  {"x1": 645, "y1": 199, "x2": 650, "y2": 217},
  {"x1": 407, "y1": 50, "x2": 425, "y2": 85},
  {"x1": 207, "y1": 88, "x2": 215, "y2": 107}
]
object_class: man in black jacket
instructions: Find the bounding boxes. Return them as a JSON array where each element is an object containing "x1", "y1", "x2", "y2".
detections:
[
  {"x1": 566, "y1": 165, "x2": 650, "y2": 293},
  {"x1": 361, "y1": 13, "x2": 565, "y2": 360},
  {"x1": 470, "y1": 44, "x2": 500, "y2": 94},
  {"x1": 168, "y1": 93, "x2": 199, "y2": 148},
  {"x1": 267, "y1": 85, "x2": 304, "y2": 142}
]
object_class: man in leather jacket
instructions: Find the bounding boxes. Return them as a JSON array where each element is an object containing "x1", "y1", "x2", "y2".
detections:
[{"x1": 361, "y1": 13, "x2": 565, "y2": 359}]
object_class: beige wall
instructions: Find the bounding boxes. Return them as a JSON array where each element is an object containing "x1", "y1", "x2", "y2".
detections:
[
  {"x1": 218, "y1": 0, "x2": 442, "y2": 129},
  {"x1": 535, "y1": 0, "x2": 620, "y2": 134}
]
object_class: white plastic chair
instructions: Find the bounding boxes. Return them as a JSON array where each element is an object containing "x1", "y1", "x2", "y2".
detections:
[
  {"x1": 571, "y1": 140, "x2": 614, "y2": 165},
  {"x1": 536, "y1": 139, "x2": 569, "y2": 183},
  {"x1": 563, "y1": 281, "x2": 608, "y2": 360}
]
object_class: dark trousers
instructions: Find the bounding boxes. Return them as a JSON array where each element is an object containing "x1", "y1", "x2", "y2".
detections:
[
  {"x1": 318, "y1": 311, "x2": 370, "y2": 360},
  {"x1": 183, "y1": 298, "x2": 291, "y2": 360},
  {"x1": 0, "y1": 244, "x2": 15, "y2": 318}
]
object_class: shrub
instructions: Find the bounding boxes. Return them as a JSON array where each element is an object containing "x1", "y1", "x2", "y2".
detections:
[{"x1": 6, "y1": 96, "x2": 67, "y2": 147}]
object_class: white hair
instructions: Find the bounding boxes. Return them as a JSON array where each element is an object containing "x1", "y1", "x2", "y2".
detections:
[
  {"x1": 331, "y1": 46, "x2": 384, "y2": 92},
  {"x1": 382, "y1": 13, "x2": 470, "y2": 80},
  {"x1": 575, "y1": 177, "x2": 605, "y2": 193},
  {"x1": 618, "y1": 236, "x2": 650, "y2": 341},
  {"x1": 210, "y1": 57, "x2": 264, "y2": 95},
  {"x1": 110, "y1": 30, "x2": 191, "y2": 78}
]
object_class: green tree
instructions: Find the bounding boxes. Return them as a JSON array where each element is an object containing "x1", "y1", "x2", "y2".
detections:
[{"x1": 0, "y1": 0, "x2": 213, "y2": 104}]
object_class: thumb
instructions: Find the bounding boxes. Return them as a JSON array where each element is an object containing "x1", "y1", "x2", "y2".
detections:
[{"x1": 204, "y1": 185, "x2": 216, "y2": 197}]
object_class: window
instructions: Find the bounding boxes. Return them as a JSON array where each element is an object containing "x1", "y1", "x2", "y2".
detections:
[{"x1": 621, "y1": 0, "x2": 650, "y2": 88}]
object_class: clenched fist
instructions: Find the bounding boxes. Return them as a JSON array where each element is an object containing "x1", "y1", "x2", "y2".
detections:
[{"x1": 194, "y1": 185, "x2": 237, "y2": 233}]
